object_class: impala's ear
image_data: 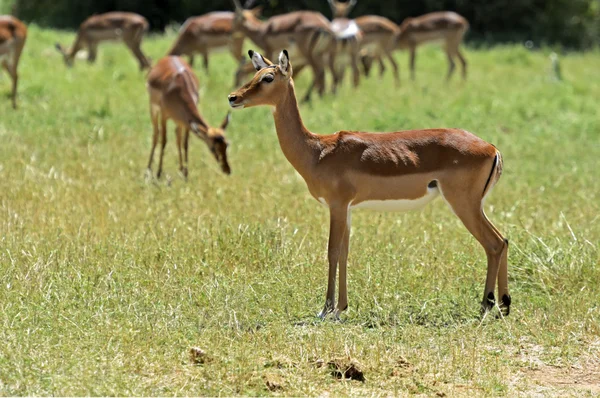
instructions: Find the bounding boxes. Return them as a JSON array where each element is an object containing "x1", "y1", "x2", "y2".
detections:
[
  {"x1": 250, "y1": 5, "x2": 263, "y2": 16},
  {"x1": 279, "y1": 49, "x2": 290, "y2": 77},
  {"x1": 248, "y1": 49, "x2": 272, "y2": 71},
  {"x1": 348, "y1": 0, "x2": 357, "y2": 10},
  {"x1": 221, "y1": 112, "x2": 231, "y2": 130}
]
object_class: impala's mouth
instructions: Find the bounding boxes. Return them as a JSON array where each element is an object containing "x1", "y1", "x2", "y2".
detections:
[{"x1": 229, "y1": 101, "x2": 245, "y2": 109}]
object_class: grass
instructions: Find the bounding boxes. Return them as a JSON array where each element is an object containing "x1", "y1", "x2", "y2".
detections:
[{"x1": 1, "y1": 25, "x2": 599, "y2": 396}]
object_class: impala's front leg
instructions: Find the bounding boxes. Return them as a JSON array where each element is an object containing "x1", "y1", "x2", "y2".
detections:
[
  {"x1": 319, "y1": 204, "x2": 348, "y2": 319},
  {"x1": 336, "y1": 209, "x2": 351, "y2": 318}
]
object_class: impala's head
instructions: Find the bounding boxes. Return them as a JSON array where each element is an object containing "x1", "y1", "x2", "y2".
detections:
[
  {"x1": 232, "y1": 0, "x2": 262, "y2": 31},
  {"x1": 191, "y1": 113, "x2": 232, "y2": 175},
  {"x1": 54, "y1": 43, "x2": 74, "y2": 67},
  {"x1": 228, "y1": 50, "x2": 292, "y2": 109},
  {"x1": 328, "y1": 0, "x2": 357, "y2": 18}
]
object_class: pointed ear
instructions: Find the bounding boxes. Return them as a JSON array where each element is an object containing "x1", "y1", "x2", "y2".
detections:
[
  {"x1": 250, "y1": 5, "x2": 263, "y2": 16},
  {"x1": 248, "y1": 49, "x2": 272, "y2": 71},
  {"x1": 221, "y1": 112, "x2": 231, "y2": 130},
  {"x1": 278, "y1": 49, "x2": 290, "y2": 77},
  {"x1": 349, "y1": 0, "x2": 357, "y2": 9}
]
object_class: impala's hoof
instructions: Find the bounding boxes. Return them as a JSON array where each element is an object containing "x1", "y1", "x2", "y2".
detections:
[
  {"x1": 480, "y1": 292, "x2": 495, "y2": 316},
  {"x1": 499, "y1": 294, "x2": 511, "y2": 317}
]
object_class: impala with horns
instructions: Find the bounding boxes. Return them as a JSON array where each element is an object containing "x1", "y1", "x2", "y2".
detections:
[
  {"x1": 55, "y1": 12, "x2": 151, "y2": 70},
  {"x1": 354, "y1": 15, "x2": 400, "y2": 84},
  {"x1": 327, "y1": 0, "x2": 362, "y2": 92},
  {"x1": 0, "y1": 15, "x2": 27, "y2": 109},
  {"x1": 167, "y1": 7, "x2": 262, "y2": 70},
  {"x1": 147, "y1": 56, "x2": 231, "y2": 178},
  {"x1": 231, "y1": 0, "x2": 334, "y2": 101},
  {"x1": 228, "y1": 49, "x2": 510, "y2": 318}
]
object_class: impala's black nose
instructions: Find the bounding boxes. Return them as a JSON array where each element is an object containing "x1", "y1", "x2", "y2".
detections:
[{"x1": 228, "y1": 94, "x2": 237, "y2": 102}]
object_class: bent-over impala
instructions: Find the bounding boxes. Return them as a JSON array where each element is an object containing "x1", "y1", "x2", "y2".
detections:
[
  {"x1": 55, "y1": 12, "x2": 151, "y2": 70},
  {"x1": 147, "y1": 56, "x2": 231, "y2": 178},
  {"x1": 228, "y1": 49, "x2": 510, "y2": 318},
  {"x1": 0, "y1": 15, "x2": 27, "y2": 108}
]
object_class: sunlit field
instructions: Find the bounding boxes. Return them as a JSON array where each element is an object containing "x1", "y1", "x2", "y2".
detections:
[{"x1": 1, "y1": 25, "x2": 599, "y2": 396}]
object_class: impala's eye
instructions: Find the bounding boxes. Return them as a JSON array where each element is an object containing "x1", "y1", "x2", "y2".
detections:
[{"x1": 262, "y1": 74, "x2": 274, "y2": 83}]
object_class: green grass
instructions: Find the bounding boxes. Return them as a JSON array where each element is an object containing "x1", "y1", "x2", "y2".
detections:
[{"x1": 1, "y1": 25, "x2": 599, "y2": 396}]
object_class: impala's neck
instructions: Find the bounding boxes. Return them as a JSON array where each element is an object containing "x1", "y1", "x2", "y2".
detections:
[{"x1": 271, "y1": 81, "x2": 320, "y2": 179}]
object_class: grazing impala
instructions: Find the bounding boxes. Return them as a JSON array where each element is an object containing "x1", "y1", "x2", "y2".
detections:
[
  {"x1": 228, "y1": 50, "x2": 510, "y2": 318},
  {"x1": 147, "y1": 56, "x2": 231, "y2": 178},
  {"x1": 55, "y1": 12, "x2": 151, "y2": 70},
  {"x1": 0, "y1": 15, "x2": 27, "y2": 109},
  {"x1": 396, "y1": 11, "x2": 469, "y2": 81},
  {"x1": 231, "y1": 0, "x2": 334, "y2": 101},
  {"x1": 327, "y1": 0, "x2": 362, "y2": 92},
  {"x1": 167, "y1": 7, "x2": 262, "y2": 70},
  {"x1": 354, "y1": 15, "x2": 400, "y2": 84}
]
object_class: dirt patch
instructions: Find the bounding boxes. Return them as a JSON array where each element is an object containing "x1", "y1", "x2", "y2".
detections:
[
  {"x1": 263, "y1": 373, "x2": 284, "y2": 391},
  {"x1": 189, "y1": 347, "x2": 209, "y2": 365},
  {"x1": 522, "y1": 363, "x2": 600, "y2": 394},
  {"x1": 328, "y1": 358, "x2": 365, "y2": 382}
]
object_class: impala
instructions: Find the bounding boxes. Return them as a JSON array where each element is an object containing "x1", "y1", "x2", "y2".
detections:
[
  {"x1": 354, "y1": 15, "x2": 400, "y2": 84},
  {"x1": 55, "y1": 12, "x2": 151, "y2": 70},
  {"x1": 167, "y1": 7, "x2": 262, "y2": 71},
  {"x1": 228, "y1": 50, "x2": 510, "y2": 318},
  {"x1": 327, "y1": 0, "x2": 362, "y2": 92},
  {"x1": 147, "y1": 56, "x2": 231, "y2": 178},
  {"x1": 396, "y1": 11, "x2": 469, "y2": 81},
  {"x1": 231, "y1": 0, "x2": 334, "y2": 101},
  {"x1": 0, "y1": 15, "x2": 27, "y2": 109}
]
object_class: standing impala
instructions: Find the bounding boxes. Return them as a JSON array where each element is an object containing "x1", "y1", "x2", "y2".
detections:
[
  {"x1": 327, "y1": 0, "x2": 362, "y2": 92},
  {"x1": 228, "y1": 50, "x2": 510, "y2": 318},
  {"x1": 397, "y1": 11, "x2": 469, "y2": 81},
  {"x1": 231, "y1": 0, "x2": 334, "y2": 101},
  {"x1": 55, "y1": 12, "x2": 151, "y2": 70},
  {"x1": 354, "y1": 15, "x2": 400, "y2": 84},
  {"x1": 167, "y1": 7, "x2": 262, "y2": 70},
  {"x1": 0, "y1": 15, "x2": 27, "y2": 109},
  {"x1": 147, "y1": 56, "x2": 231, "y2": 178}
]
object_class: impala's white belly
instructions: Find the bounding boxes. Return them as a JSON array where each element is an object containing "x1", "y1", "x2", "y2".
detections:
[{"x1": 351, "y1": 186, "x2": 440, "y2": 212}]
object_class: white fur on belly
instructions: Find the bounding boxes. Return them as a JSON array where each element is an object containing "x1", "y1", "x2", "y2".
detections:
[{"x1": 351, "y1": 187, "x2": 440, "y2": 212}]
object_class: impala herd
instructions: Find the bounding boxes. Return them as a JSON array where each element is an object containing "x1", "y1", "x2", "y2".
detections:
[{"x1": 1, "y1": 1, "x2": 511, "y2": 319}]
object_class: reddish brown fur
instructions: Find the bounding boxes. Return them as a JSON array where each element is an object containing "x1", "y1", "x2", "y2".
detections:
[
  {"x1": 55, "y1": 12, "x2": 150, "y2": 70},
  {"x1": 0, "y1": 15, "x2": 27, "y2": 109},
  {"x1": 229, "y1": 50, "x2": 509, "y2": 318},
  {"x1": 146, "y1": 56, "x2": 231, "y2": 178}
]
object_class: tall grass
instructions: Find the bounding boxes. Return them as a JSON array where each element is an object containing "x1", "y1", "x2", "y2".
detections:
[{"x1": 0, "y1": 26, "x2": 599, "y2": 395}]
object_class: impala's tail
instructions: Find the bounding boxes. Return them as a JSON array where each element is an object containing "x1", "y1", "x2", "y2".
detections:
[{"x1": 482, "y1": 150, "x2": 503, "y2": 199}]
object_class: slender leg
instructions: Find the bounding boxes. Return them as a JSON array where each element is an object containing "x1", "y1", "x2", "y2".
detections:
[
  {"x1": 385, "y1": 51, "x2": 400, "y2": 86},
  {"x1": 157, "y1": 116, "x2": 168, "y2": 178},
  {"x1": 87, "y1": 41, "x2": 98, "y2": 63},
  {"x1": 202, "y1": 50, "x2": 209, "y2": 71},
  {"x1": 188, "y1": 55, "x2": 195, "y2": 67},
  {"x1": 350, "y1": 45, "x2": 360, "y2": 88},
  {"x1": 319, "y1": 204, "x2": 349, "y2": 319},
  {"x1": 336, "y1": 209, "x2": 351, "y2": 317},
  {"x1": 456, "y1": 47, "x2": 467, "y2": 80},
  {"x1": 445, "y1": 47, "x2": 456, "y2": 81},
  {"x1": 409, "y1": 45, "x2": 416, "y2": 80},
  {"x1": 183, "y1": 129, "x2": 190, "y2": 178},
  {"x1": 377, "y1": 55, "x2": 386, "y2": 77},
  {"x1": 175, "y1": 126, "x2": 184, "y2": 177},
  {"x1": 2, "y1": 61, "x2": 17, "y2": 109},
  {"x1": 147, "y1": 107, "x2": 160, "y2": 172},
  {"x1": 439, "y1": 183, "x2": 507, "y2": 315},
  {"x1": 125, "y1": 35, "x2": 150, "y2": 70}
]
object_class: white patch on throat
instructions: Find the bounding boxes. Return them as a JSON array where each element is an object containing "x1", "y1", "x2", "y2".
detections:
[{"x1": 351, "y1": 186, "x2": 440, "y2": 212}]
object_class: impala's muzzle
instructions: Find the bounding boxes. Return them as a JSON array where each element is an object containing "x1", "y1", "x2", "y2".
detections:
[{"x1": 228, "y1": 94, "x2": 244, "y2": 109}]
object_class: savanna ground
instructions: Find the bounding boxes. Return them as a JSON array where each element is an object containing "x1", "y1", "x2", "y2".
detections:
[{"x1": 0, "y1": 25, "x2": 599, "y2": 396}]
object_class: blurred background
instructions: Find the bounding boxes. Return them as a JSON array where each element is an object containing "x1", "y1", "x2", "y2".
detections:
[{"x1": 5, "y1": 0, "x2": 600, "y2": 49}]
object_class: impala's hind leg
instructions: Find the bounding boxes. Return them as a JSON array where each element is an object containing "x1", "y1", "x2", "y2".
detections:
[{"x1": 439, "y1": 169, "x2": 508, "y2": 315}]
